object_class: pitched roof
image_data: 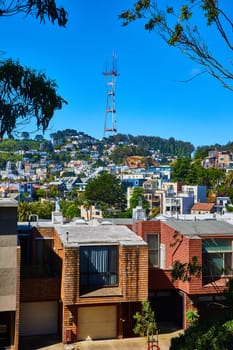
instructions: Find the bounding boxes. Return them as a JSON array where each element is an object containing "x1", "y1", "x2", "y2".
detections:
[{"x1": 191, "y1": 202, "x2": 215, "y2": 211}]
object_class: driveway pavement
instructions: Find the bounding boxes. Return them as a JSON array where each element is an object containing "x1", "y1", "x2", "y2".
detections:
[{"x1": 19, "y1": 330, "x2": 183, "y2": 350}]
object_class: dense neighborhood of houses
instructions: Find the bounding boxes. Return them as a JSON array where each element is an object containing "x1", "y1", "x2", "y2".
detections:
[
  {"x1": 1, "y1": 132, "x2": 233, "y2": 349},
  {"x1": 0, "y1": 132, "x2": 233, "y2": 218}
]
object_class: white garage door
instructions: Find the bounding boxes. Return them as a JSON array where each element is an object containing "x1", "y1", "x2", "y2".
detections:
[
  {"x1": 78, "y1": 305, "x2": 116, "y2": 340},
  {"x1": 20, "y1": 301, "x2": 58, "y2": 336}
]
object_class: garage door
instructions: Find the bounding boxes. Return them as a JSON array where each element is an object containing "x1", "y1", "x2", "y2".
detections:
[
  {"x1": 20, "y1": 301, "x2": 58, "y2": 336},
  {"x1": 78, "y1": 305, "x2": 116, "y2": 340}
]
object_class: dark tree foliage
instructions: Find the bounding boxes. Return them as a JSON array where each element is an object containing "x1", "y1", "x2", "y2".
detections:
[
  {"x1": 34, "y1": 134, "x2": 44, "y2": 141},
  {"x1": 130, "y1": 187, "x2": 150, "y2": 212},
  {"x1": 120, "y1": 1, "x2": 233, "y2": 91},
  {"x1": 110, "y1": 144, "x2": 150, "y2": 165},
  {"x1": 171, "y1": 157, "x2": 192, "y2": 182},
  {"x1": 21, "y1": 131, "x2": 30, "y2": 140},
  {"x1": 0, "y1": 59, "x2": 67, "y2": 138},
  {"x1": 171, "y1": 157, "x2": 225, "y2": 187},
  {"x1": 108, "y1": 134, "x2": 194, "y2": 159},
  {"x1": 195, "y1": 142, "x2": 233, "y2": 157},
  {"x1": 170, "y1": 320, "x2": 233, "y2": 350},
  {"x1": 0, "y1": 0, "x2": 67, "y2": 26},
  {"x1": 62, "y1": 129, "x2": 78, "y2": 137},
  {"x1": 0, "y1": 1, "x2": 68, "y2": 138},
  {"x1": 84, "y1": 171, "x2": 126, "y2": 210},
  {"x1": 133, "y1": 301, "x2": 157, "y2": 337},
  {"x1": 171, "y1": 257, "x2": 202, "y2": 282}
]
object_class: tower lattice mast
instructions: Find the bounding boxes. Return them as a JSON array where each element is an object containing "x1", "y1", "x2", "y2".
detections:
[{"x1": 103, "y1": 53, "x2": 119, "y2": 137}]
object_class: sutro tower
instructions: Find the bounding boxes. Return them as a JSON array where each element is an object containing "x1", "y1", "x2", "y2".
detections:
[{"x1": 103, "y1": 53, "x2": 119, "y2": 137}]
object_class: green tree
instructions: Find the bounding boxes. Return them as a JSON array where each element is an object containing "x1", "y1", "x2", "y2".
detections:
[
  {"x1": 18, "y1": 201, "x2": 32, "y2": 221},
  {"x1": 133, "y1": 300, "x2": 157, "y2": 337},
  {"x1": 171, "y1": 256, "x2": 202, "y2": 282},
  {"x1": 205, "y1": 167, "x2": 226, "y2": 188},
  {"x1": 186, "y1": 308, "x2": 200, "y2": 326},
  {"x1": 48, "y1": 185, "x2": 60, "y2": 198},
  {"x1": 84, "y1": 171, "x2": 126, "y2": 210},
  {"x1": 170, "y1": 319, "x2": 233, "y2": 350},
  {"x1": 186, "y1": 160, "x2": 205, "y2": 185},
  {"x1": 30, "y1": 200, "x2": 54, "y2": 219},
  {"x1": 60, "y1": 200, "x2": 80, "y2": 220},
  {"x1": 21, "y1": 131, "x2": 30, "y2": 140},
  {"x1": 0, "y1": 1, "x2": 68, "y2": 138},
  {"x1": 130, "y1": 187, "x2": 150, "y2": 213},
  {"x1": 0, "y1": 1, "x2": 67, "y2": 26},
  {"x1": 34, "y1": 134, "x2": 44, "y2": 142},
  {"x1": 0, "y1": 59, "x2": 67, "y2": 138},
  {"x1": 171, "y1": 157, "x2": 191, "y2": 182},
  {"x1": 35, "y1": 188, "x2": 47, "y2": 200},
  {"x1": 120, "y1": 1, "x2": 233, "y2": 91}
]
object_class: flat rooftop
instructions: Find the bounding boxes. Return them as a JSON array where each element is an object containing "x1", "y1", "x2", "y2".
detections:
[
  {"x1": 55, "y1": 219, "x2": 147, "y2": 247},
  {"x1": 165, "y1": 218, "x2": 233, "y2": 236}
]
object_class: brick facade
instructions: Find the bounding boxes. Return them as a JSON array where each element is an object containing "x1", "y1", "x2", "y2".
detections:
[
  {"x1": 58, "y1": 239, "x2": 148, "y2": 342},
  {"x1": 134, "y1": 219, "x2": 233, "y2": 329}
]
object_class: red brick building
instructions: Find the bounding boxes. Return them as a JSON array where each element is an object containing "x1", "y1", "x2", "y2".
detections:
[{"x1": 133, "y1": 218, "x2": 233, "y2": 329}]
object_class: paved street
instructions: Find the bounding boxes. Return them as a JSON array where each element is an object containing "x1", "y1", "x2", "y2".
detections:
[{"x1": 19, "y1": 330, "x2": 183, "y2": 350}]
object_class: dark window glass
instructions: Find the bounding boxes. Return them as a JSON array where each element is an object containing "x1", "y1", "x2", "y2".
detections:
[{"x1": 80, "y1": 246, "x2": 118, "y2": 288}]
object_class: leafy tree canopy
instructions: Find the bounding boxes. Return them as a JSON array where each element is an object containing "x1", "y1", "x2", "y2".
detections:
[
  {"x1": 170, "y1": 318, "x2": 233, "y2": 350},
  {"x1": 0, "y1": 59, "x2": 67, "y2": 138},
  {"x1": 0, "y1": 138, "x2": 40, "y2": 151},
  {"x1": 171, "y1": 256, "x2": 202, "y2": 282},
  {"x1": 171, "y1": 157, "x2": 226, "y2": 187},
  {"x1": 21, "y1": 131, "x2": 30, "y2": 140},
  {"x1": 0, "y1": 0, "x2": 67, "y2": 27},
  {"x1": 133, "y1": 300, "x2": 157, "y2": 337},
  {"x1": 60, "y1": 200, "x2": 80, "y2": 220},
  {"x1": 84, "y1": 171, "x2": 126, "y2": 210},
  {"x1": 0, "y1": 1, "x2": 68, "y2": 138},
  {"x1": 130, "y1": 187, "x2": 150, "y2": 212},
  {"x1": 109, "y1": 134, "x2": 194, "y2": 159},
  {"x1": 120, "y1": 1, "x2": 233, "y2": 91}
]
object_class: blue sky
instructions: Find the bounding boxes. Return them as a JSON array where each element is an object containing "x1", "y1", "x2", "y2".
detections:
[{"x1": 1, "y1": 1, "x2": 232, "y2": 148}]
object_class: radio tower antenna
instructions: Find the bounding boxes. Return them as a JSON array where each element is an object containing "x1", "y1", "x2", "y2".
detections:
[{"x1": 103, "y1": 52, "x2": 119, "y2": 137}]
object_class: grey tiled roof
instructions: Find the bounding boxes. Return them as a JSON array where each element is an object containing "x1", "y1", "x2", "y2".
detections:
[{"x1": 165, "y1": 218, "x2": 233, "y2": 236}]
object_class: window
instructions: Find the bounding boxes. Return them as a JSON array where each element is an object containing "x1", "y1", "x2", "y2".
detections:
[
  {"x1": 147, "y1": 234, "x2": 159, "y2": 267},
  {"x1": 203, "y1": 238, "x2": 233, "y2": 277},
  {"x1": 80, "y1": 246, "x2": 118, "y2": 289}
]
